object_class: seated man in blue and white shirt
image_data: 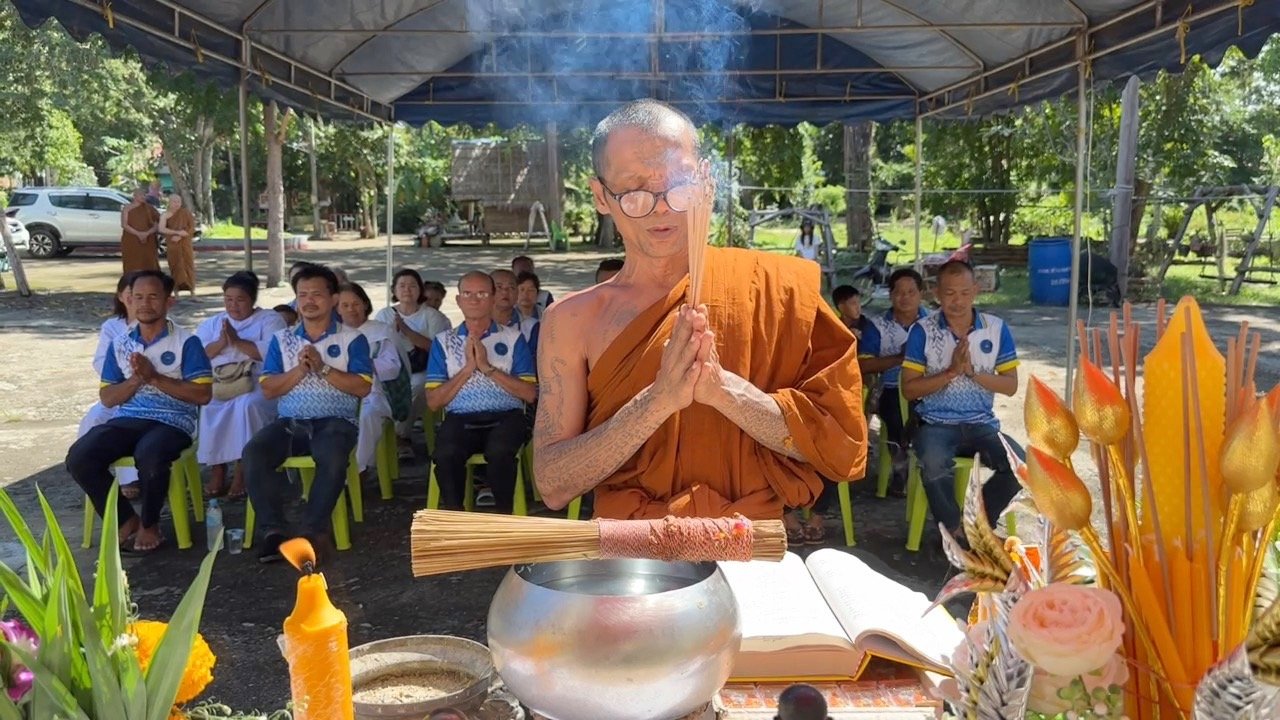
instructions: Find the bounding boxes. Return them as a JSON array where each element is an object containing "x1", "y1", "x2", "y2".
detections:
[
  {"x1": 900, "y1": 261, "x2": 1023, "y2": 537},
  {"x1": 858, "y1": 268, "x2": 929, "y2": 496},
  {"x1": 66, "y1": 270, "x2": 212, "y2": 554},
  {"x1": 427, "y1": 271, "x2": 538, "y2": 513},
  {"x1": 244, "y1": 264, "x2": 373, "y2": 563}
]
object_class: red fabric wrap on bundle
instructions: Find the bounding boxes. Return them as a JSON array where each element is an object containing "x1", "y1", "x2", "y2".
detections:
[{"x1": 596, "y1": 514, "x2": 755, "y2": 562}]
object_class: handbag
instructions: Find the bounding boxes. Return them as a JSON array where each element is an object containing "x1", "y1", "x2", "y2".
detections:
[
  {"x1": 407, "y1": 347, "x2": 429, "y2": 373},
  {"x1": 211, "y1": 360, "x2": 254, "y2": 401},
  {"x1": 384, "y1": 361, "x2": 413, "y2": 422}
]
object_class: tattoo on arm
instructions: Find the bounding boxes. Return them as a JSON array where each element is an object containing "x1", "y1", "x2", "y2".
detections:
[{"x1": 712, "y1": 372, "x2": 806, "y2": 461}]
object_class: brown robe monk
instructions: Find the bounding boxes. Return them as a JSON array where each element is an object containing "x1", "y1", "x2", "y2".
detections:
[
  {"x1": 161, "y1": 207, "x2": 197, "y2": 292},
  {"x1": 587, "y1": 246, "x2": 867, "y2": 520},
  {"x1": 120, "y1": 202, "x2": 160, "y2": 274}
]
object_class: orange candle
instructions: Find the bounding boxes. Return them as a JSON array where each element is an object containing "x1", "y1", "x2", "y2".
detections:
[{"x1": 282, "y1": 540, "x2": 354, "y2": 720}]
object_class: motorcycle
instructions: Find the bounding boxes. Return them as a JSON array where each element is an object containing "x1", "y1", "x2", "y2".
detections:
[{"x1": 849, "y1": 235, "x2": 901, "y2": 306}]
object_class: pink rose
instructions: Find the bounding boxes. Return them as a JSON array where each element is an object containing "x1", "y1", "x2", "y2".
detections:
[{"x1": 1008, "y1": 585, "x2": 1124, "y2": 677}]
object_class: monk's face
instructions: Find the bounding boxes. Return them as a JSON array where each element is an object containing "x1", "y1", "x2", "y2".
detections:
[{"x1": 591, "y1": 125, "x2": 699, "y2": 262}]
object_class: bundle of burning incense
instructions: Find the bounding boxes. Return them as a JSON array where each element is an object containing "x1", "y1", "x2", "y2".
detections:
[
  {"x1": 685, "y1": 168, "x2": 715, "y2": 307},
  {"x1": 410, "y1": 510, "x2": 786, "y2": 577},
  {"x1": 1020, "y1": 296, "x2": 1280, "y2": 718}
]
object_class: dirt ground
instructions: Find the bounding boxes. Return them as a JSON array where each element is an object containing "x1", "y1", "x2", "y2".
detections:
[{"x1": 1, "y1": 236, "x2": 1277, "y2": 713}]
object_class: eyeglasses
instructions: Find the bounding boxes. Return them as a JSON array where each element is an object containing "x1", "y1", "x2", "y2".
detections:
[
  {"x1": 597, "y1": 178, "x2": 700, "y2": 219},
  {"x1": 458, "y1": 290, "x2": 492, "y2": 300}
]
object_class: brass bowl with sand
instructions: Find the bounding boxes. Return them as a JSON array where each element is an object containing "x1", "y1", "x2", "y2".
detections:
[{"x1": 349, "y1": 635, "x2": 493, "y2": 719}]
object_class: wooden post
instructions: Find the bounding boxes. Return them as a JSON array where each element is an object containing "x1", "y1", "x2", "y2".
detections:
[
  {"x1": 1110, "y1": 76, "x2": 1140, "y2": 299},
  {"x1": 544, "y1": 123, "x2": 563, "y2": 233},
  {"x1": 0, "y1": 216, "x2": 31, "y2": 297},
  {"x1": 238, "y1": 72, "x2": 252, "y2": 272}
]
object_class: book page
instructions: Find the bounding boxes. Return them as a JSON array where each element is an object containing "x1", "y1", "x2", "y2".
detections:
[
  {"x1": 804, "y1": 549, "x2": 962, "y2": 672},
  {"x1": 719, "y1": 552, "x2": 853, "y2": 652}
]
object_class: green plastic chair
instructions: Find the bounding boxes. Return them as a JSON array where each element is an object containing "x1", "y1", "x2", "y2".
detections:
[
  {"x1": 375, "y1": 418, "x2": 399, "y2": 500},
  {"x1": 82, "y1": 448, "x2": 204, "y2": 550},
  {"x1": 244, "y1": 450, "x2": 362, "y2": 552},
  {"x1": 900, "y1": 386, "x2": 1015, "y2": 552}
]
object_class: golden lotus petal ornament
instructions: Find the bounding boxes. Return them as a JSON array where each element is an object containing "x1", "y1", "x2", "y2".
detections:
[
  {"x1": 1025, "y1": 376, "x2": 1079, "y2": 460},
  {"x1": 1024, "y1": 446, "x2": 1094, "y2": 532},
  {"x1": 1222, "y1": 399, "x2": 1280, "y2": 496},
  {"x1": 1073, "y1": 358, "x2": 1130, "y2": 446},
  {"x1": 1239, "y1": 481, "x2": 1280, "y2": 533}
]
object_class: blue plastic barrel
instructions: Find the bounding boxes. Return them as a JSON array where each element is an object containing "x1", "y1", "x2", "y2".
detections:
[{"x1": 1028, "y1": 237, "x2": 1073, "y2": 306}]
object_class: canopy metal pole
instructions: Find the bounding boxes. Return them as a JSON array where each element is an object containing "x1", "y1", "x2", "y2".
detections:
[
  {"x1": 913, "y1": 114, "x2": 923, "y2": 268},
  {"x1": 238, "y1": 72, "x2": 252, "y2": 272},
  {"x1": 1064, "y1": 39, "x2": 1087, "y2": 396},
  {"x1": 385, "y1": 124, "x2": 396, "y2": 308}
]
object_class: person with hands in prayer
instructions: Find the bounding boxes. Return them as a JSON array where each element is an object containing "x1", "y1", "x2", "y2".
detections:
[
  {"x1": 66, "y1": 270, "x2": 213, "y2": 554},
  {"x1": 899, "y1": 260, "x2": 1022, "y2": 538},
  {"x1": 531, "y1": 98, "x2": 866, "y2": 520},
  {"x1": 243, "y1": 264, "x2": 373, "y2": 565},
  {"x1": 427, "y1": 271, "x2": 538, "y2": 513}
]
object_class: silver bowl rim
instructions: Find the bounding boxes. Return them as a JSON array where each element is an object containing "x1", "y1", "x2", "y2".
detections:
[{"x1": 508, "y1": 559, "x2": 724, "y2": 598}]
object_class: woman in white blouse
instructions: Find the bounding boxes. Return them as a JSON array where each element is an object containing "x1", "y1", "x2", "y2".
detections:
[
  {"x1": 339, "y1": 282, "x2": 406, "y2": 472},
  {"x1": 794, "y1": 218, "x2": 820, "y2": 262},
  {"x1": 195, "y1": 271, "x2": 287, "y2": 500},
  {"x1": 79, "y1": 272, "x2": 139, "y2": 495},
  {"x1": 374, "y1": 268, "x2": 451, "y2": 451}
]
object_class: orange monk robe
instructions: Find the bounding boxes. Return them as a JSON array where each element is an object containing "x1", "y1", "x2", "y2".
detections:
[{"x1": 587, "y1": 246, "x2": 867, "y2": 520}]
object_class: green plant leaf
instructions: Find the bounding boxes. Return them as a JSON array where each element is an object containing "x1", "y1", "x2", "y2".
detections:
[
  {"x1": 7, "y1": 644, "x2": 90, "y2": 720},
  {"x1": 0, "y1": 692, "x2": 23, "y2": 720},
  {"x1": 71, "y1": 583, "x2": 127, "y2": 719},
  {"x1": 0, "y1": 489, "x2": 50, "y2": 582},
  {"x1": 143, "y1": 548, "x2": 218, "y2": 720},
  {"x1": 0, "y1": 561, "x2": 47, "y2": 635},
  {"x1": 37, "y1": 561, "x2": 74, "y2": 706},
  {"x1": 93, "y1": 485, "x2": 129, "y2": 642},
  {"x1": 36, "y1": 487, "x2": 85, "y2": 602}
]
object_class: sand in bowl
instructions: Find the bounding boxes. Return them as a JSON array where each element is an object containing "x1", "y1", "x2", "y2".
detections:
[
  {"x1": 349, "y1": 636, "x2": 494, "y2": 719},
  {"x1": 353, "y1": 665, "x2": 475, "y2": 704}
]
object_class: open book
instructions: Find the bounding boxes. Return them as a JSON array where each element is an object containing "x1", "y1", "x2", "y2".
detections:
[{"x1": 718, "y1": 549, "x2": 963, "y2": 682}]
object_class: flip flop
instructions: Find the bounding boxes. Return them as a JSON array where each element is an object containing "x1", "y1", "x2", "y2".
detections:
[
  {"x1": 803, "y1": 524, "x2": 827, "y2": 546},
  {"x1": 203, "y1": 483, "x2": 229, "y2": 499},
  {"x1": 785, "y1": 525, "x2": 805, "y2": 546},
  {"x1": 225, "y1": 487, "x2": 247, "y2": 502}
]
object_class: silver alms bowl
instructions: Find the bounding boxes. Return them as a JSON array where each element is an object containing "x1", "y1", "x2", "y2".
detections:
[{"x1": 487, "y1": 559, "x2": 741, "y2": 720}]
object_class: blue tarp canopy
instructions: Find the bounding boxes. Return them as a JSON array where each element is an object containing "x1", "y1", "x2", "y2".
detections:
[{"x1": 12, "y1": 0, "x2": 1280, "y2": 127}]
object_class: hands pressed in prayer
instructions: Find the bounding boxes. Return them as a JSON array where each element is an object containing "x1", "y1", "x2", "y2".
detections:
[
  {"x1": 691, "y1": 308, "x2": 727, "y2": 406},
  {"x1": 299, "y1": 345, "x2": 324, "y2": 374},
  {"x1": 653, "y1": 304, "x2": 714, "y2": 415},
  {"x1": 472, "y1": 336, "x2": 492, "y2": 374},
  {"x1": 948, "y1": 337, "x2": 970, "y2": 379},
  {"x1": 221, "y1": 319, "x2": 240, "y2": 345},
  {"x1": 130, "y1": 353, "x2": 156, "y2": 383}
]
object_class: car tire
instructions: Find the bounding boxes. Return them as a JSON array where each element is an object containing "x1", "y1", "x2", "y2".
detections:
[{"x1": 25, "y1": 226, "x2": 61, "y2": 259}]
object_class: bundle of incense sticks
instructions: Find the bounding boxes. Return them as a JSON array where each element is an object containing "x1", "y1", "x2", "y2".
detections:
[
  {"x1": 1048, "y1": 296, "x2": 1280, "y2": 718},
  {"x1": 409, "y1": 510, "x2": 786, "y2": 577},
  {"x1": 685, "y1": 170, "x2": 714, "y2": 307}
]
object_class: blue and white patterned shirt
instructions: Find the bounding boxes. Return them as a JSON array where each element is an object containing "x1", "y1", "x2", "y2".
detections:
[
  {"x1": 902, "y1": 310, "x2": 1019, "y2": 427},
  {"x1": 260, "y1": 321, "x2": 373, "y2": 424},
  {"x1": 859, "y1": 306, "x2": 930, "y2": 388},
  {"x1": 100, "y1": 321, "x2": 212, "y2": 436},
  {"x1": 426, "y1": 321, "x2": 536, "y2": 415}
]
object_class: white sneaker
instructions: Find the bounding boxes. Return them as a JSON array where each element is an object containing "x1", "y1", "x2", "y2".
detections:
[{"x1": 475, "y1": 488, "x2": 496, "y2": 507}]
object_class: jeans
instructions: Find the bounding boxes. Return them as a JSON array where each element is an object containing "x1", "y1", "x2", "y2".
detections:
[
  {"x1": 66, "y1": 417, "x2": 191, "y2": 528},
  {"x1": 876, "y1": 387, "x2": 907, "y2": 449},
  {"x1": 433, "y1": 410, "x2": 530, "y2": 512},
  {"x1": 914, "y1": 421, "x2": 1025, "y2": 532},
  {"x1": 243, "y1": 417, "x2": 358, "y2": 539}
]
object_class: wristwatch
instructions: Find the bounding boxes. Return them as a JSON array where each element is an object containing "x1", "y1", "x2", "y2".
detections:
[
  {"x1": 320, "y1": 364, "x2": 332, "y2": 378},
  {"x1": 481, "y1": 366, "x2": 497, "y2": 377}
]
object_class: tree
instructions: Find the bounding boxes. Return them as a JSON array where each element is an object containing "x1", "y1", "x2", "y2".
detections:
[
  {"x1": 321, "y1": 122, "x2": 395, "y2": 239},
  {"x1": 264, "y1": 101, "x2": 295, "y2": 287},
  {"x1": 923, "y1": 117, "x2": 1018, "y2": 244},
  {"x1": 844, "y1": 122, "x2": 874, "y2": 249},
  {"x1": 150, "y1": 72, "x2": 238, "y2": 224}
]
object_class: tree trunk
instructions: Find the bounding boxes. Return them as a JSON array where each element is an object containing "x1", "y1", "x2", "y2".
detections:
[
  {"x1": 264, "y1": 101, "x2": 294, "y2": 287},
  {"x1": 226, "y1": 144, "x2": 239, "y2": 225},
  {"x1": 0, "y1": 216, "x2": 31, "y2": 297},
  {"x1": 843, "y1": 122, "x2": 874, "y2": 249}
]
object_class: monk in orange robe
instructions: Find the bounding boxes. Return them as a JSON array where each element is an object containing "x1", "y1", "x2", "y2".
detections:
[
  {"x1": 159, "y1": 193, "x2": 197, "y2": 296},
  {"x1": 533, "y1": 99, "x2": 866, "y2": 520},
  {"x1": 120, "y1": 187, "x2": 160, "y2": 274}
]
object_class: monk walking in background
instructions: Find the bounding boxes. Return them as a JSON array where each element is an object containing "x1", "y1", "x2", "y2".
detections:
[
  {"x1": 532, "y1": 99, "x2": 866, "y2": 520},
  {"x1": 159, "y1": 193, "x2": 197, "y2": 296},
  {"x1": 120, "y1": 187, "x2": 160, "y2": 274}
]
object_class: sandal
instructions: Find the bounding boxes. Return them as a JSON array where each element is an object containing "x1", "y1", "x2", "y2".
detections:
[
  {"x1": 785, "y1": 524, "x2": 805, "y2": 546},
  {"x1": 122, "y1": 535, "x2": 166, "y2": 555},
  {"x1": 224, "y1": 483, "x2": 247, "y2": 502}
]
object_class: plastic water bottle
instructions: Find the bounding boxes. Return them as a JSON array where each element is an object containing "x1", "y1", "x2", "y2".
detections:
[{"x1": 206, "y1": 499, "x2": 223, "y2": 552}]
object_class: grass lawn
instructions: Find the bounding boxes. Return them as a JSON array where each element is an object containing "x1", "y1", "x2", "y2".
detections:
[
  {"x1": 204, "y1": 221, "x2": 268, "y2": 240},
  {"x1": 746, "y1": 221, "x2": 1280, "y2": 308}
]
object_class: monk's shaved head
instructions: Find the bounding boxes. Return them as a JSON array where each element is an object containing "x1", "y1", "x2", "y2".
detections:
[{"x1": 591, "y1": 99, "x2": 700, "y2": 177}]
